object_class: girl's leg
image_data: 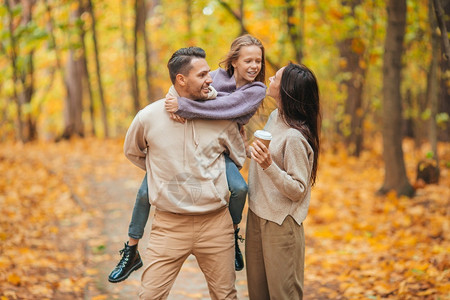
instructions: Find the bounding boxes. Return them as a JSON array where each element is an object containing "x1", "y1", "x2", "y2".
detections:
[
  {"x1": 225, "y1": 154, "x2": 248, "y2": 226},
  {"x1": 128, "y1": 173, "x2": 151, "y2": 241},
  {"x1": 109, "y1": 174, "x2": 150, "y2": 283},
  {"x1": 224, "y1": 154, "x2": 248, "y2": 271}
]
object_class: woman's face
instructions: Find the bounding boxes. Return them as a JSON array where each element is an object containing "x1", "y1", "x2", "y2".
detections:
[
  {"x1": 232, "y1": 45, "x2": 262, "y2": 88},
  {"x1": 267, "y1": 67, "x2": 285, "y2": 105}
]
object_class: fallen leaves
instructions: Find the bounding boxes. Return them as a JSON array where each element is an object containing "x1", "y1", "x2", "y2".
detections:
[
  {"x1": 0, "y1": 138, "x2": 125, "y2": 299},
  {"x1": 0, "y1": 137, "x2": 448, "y2": 299},
  {"x1": 306, "y1": 139, "x2": 450, "y2": 299}
]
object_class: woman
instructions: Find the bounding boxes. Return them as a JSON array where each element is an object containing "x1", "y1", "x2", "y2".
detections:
[
  {"x1": 246, "y1": 63, "x2": 321, "y2": 299},
  {"x1": 108, "y1": 34, "x2": 266, "y2": 283}
]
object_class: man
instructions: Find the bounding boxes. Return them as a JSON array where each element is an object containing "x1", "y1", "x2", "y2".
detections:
[{"x1": 123, "y1": 47, "x2": 245, "y2": 300}]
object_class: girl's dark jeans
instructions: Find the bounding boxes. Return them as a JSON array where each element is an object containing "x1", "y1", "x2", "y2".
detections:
[{"x1": 128, "y1": 154, "x2": 248, "y2": 239}]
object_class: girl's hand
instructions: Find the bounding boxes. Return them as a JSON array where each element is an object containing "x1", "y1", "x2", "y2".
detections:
[
  {"x1": 168, "y1": 113, "x2": 186, "y2": 124},
  {"x1": 165, "y1": 94, "x2": 186, "y2": 123},
  {"x1": 251, "y1": 139, "x2": 272, "y2": 169},
  {"x1": 165, "y1": 94, "x2": 179, "y2": 113}
]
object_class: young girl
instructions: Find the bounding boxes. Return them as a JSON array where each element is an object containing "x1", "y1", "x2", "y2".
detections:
[
  {"x1": 109, "y1": 35, "x2": 266, "y2": 283},
  {"x1": 246, "y1": 63, "x2": 321, "y2": 299}
]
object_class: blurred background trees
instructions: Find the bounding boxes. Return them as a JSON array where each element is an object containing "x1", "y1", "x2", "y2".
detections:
[{"x1": 0, "y1": 0, "x2": 449, "y2": 196}]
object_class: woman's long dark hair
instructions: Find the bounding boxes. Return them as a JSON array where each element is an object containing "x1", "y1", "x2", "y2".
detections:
[{"x1": 279, "y1": 63, "x2": 321, "y2": 186}]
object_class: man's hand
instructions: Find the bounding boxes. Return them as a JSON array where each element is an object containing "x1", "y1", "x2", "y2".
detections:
[
  {"x1": 165, "y1": 94, "x2": 179, "y2": 113},
  {"x1": 251, "y1": 139, "x2": 272, "y2": 169}
]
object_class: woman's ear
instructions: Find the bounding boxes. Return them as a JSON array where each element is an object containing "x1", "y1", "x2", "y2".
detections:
[{"x1": 176, "y1": 74, "x2": 186, "y2": 86}]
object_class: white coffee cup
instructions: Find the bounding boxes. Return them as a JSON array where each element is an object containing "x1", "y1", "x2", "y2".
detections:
[{"x1": 254, "y1": 130, "x2": 272, "y2": 148}]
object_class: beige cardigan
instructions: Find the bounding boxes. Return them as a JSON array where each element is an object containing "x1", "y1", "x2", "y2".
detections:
[{"x1": 248, "y1": 109, "x2": 314, "y2": 225}]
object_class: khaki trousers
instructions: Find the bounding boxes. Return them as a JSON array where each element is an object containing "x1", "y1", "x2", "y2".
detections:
[
  {"x1": 245, "y1": 209, "x2": 305, "y2": 300},
  {"x1": 139, "y1": 207, "x2": 237, "y2": 300}
]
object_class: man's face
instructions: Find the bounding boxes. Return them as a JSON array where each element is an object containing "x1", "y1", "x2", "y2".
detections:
[{"x1": 183, "y1": 58, "x2": 212, "y2": 100}]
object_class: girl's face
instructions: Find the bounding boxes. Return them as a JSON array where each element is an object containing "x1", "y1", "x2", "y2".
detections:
[
  {"x1": 232, "y1": 45, "x2": 262, "y2": 88},
  {"x1": 267, "y1": 67, "x2": 285, "y2": 105}
]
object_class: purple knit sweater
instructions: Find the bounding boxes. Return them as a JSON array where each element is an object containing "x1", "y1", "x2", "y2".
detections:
[{"x1": 176, "y1": 68, "x2": 267, "y2": 125}]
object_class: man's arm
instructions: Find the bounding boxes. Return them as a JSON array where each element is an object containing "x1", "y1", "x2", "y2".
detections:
[{"x1": 123, "y1": 111, "x2": 147, "y2": 171}]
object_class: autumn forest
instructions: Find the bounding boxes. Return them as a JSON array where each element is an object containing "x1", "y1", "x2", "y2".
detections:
[{"x1": 0, "y1": 0, "x2": 449, "y2": 299}]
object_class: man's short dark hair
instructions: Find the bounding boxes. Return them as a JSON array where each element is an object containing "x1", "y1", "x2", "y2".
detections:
[{"x1": 167, "y1": 47, "x2": 206, "y2": 84}]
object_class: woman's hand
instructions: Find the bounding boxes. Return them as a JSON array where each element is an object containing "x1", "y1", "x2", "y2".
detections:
[
  {"x1": 165, "y1": 94, "x2": 179, "y2": 113},
  {"x1": 251, "y1": 140, "x2": 272, "y2": 169}
]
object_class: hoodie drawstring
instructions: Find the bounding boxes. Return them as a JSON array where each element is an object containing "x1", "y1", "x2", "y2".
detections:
[{"x1": 183, "y1": 120, "x2": 199, "y2": 167}]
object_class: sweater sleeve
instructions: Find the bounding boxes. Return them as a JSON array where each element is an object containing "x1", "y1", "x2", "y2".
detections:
[
  {"x1": 175, "y1": 82, "x2": 266, "y2": 121},
  {"x1": 263, "y1": 135, "x2": 313, "y2": 202},
  {"x1": 123, "y1": 111, "x2": 147, "y2": 171}
]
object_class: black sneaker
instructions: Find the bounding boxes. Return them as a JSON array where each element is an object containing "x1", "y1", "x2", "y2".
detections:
[
  {"x1": 234, "y1": 228, "x2": 244, "y2": 271},
  {"x1": 108, "y1": 242, "x2": 143, "y2": 283}
]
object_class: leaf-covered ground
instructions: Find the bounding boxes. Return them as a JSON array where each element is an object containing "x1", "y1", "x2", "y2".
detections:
[{"x1": 0, "y1": 138, "x2": 448, "y2": 299}]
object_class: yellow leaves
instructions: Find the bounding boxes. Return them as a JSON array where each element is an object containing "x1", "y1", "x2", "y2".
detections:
[
  {"x1": 0, "y1": 138, "x2": 447, "y2": 298},
  {"x1": 312, "y1": 227, "x2": 335, "y2": 239},
  {"x1": 305, "y1": 139, "x2": 450, "y2": 298},
  {"x1": 0, "y1": 139, "x2": 113, "y2": 298},
  {"x1": 314, "y1": 203, "x2": 336, "y2": 222},
  {"x1": 7, "y1": 273, "x2": 21, "y2": 286},
  {"x1": 329, "y1": 8, "x2": 343, "y2": 20},
  {"x1": 351, "y1": 38, "x2": 365, "y2": 55}
]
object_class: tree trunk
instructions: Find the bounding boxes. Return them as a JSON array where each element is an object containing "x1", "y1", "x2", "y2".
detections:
[
  {"x1": 379, "y1": 0, "x2": 414, "y2": 197},
  {"x1": 78, "y1": 0, "x2": 96, "y2": 136},
  {"x1": 21, "y1": 1, "x2": 37, "y2": 142},
  {"x1": 339, "y1": 0, "x2": 366, "y2": 157},
  {"x1": 428, "y1": 0, "x2": 440, "y2": 164},
  {"x1": 61, "y1": 9, "x2": 84, "y2": 139},
  {"x1": 119, "y1": 0, "x2": 134, "y2": 113},
  {"x1": 6, "y1": 0, "x2": 24, "y2": 142},
  {"x1": 432, "y1": 0, "x2": 450, "y2": 67},
  {"x1": 186, "y1": 0, "x2": 193, "y2": 45},
  {"x1": 141, "y1": 0, "x2": 152, "y2": 103},
  {"x1": 132, "y1": 0, "x2": 142, "y2": 113},
  {"x1": 6, "y1": 0, "x2": 38, "y2": 142},
  {"x1": 87, "y1": 0, "x2": 109, "y2": 137},
  {"x1": 286, "y1": 0, "x2": 303, "y2": 63},
  {"x1": 439, "y1": 0, "x2": 450, "y2": 142},
  {"x1": 22, "y1": 52, "x2": 37, "y2": 141}
]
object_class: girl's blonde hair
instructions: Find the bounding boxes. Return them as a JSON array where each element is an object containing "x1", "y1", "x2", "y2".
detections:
[{"x1": 220, "y1": 34, "x2": 266, "y2": 84}]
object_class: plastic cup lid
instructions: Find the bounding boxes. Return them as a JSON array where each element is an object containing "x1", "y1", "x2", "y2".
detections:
[{"x1": 254, "y1": 130, "x2": 272, "y2": 140}]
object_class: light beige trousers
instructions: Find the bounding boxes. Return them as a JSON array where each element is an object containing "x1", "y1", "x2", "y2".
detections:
[
  {"x1": 245, "y1": 209, "x2": 305, "y2": 300},
  {"x1": 139, "y1": 207, "x2": 237, "y2": 300}
]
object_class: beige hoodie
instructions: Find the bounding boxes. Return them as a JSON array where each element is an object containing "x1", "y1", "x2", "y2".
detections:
[{"x1": 124, "y1": 87, "x2": 246, "y2": 214}]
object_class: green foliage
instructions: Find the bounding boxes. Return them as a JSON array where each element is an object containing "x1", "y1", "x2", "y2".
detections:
[
  {"x1": 421, "y1": 108, "x2": 432, "y2": 121},
  {"x1": 436, "y1": 112, "x2": 449, "y2": 129},
  {"x1": 426, "y1": 151, "x2": 434, "y2": 159}
]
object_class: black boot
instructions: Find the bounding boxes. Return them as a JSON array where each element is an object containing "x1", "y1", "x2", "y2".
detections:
[
  {"x1": 108, "y1": 242, "x2": 143, "y2": 283},
  {"x1": 234, "y1": 228, "x2": 244, "y2": 271}
]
